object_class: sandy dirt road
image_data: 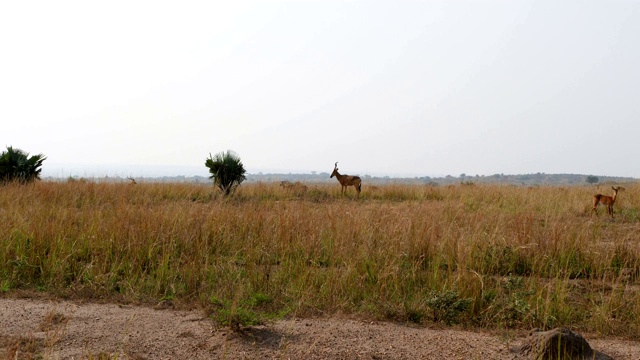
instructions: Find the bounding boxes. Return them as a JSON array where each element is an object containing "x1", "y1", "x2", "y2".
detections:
[{"x1": 2, "y1": 298, "x2": 640, "y2": 359}]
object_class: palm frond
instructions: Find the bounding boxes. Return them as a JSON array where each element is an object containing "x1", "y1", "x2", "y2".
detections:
[{"x1": 204, "y1": 150, "x2": 247, "y2": 195}]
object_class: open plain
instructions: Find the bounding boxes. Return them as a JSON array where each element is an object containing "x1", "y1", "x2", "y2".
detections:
[{"x1": 2, "y1": 181, "x2": 640, "y2": 358}]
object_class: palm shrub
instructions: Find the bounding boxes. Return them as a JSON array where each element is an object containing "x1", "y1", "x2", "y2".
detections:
[
  {"x1": 0, "y1": 146, "x2": 46, "y2": 184},
  {"x1": 205, "y1": 150, "x2": 247, "y2": 196}
]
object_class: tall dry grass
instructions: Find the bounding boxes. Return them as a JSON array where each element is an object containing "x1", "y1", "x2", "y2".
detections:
[{"x1": 1, "y1": 180, "x2": 639, "y2": 336}]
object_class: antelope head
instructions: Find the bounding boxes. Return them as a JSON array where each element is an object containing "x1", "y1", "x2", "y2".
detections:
[{"x1": 330, "y1": 162, "x2": 339, "y2": 178}]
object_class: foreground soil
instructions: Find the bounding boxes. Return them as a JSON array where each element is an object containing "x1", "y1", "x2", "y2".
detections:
[{"x1": 2, "y1": 297, "x2": 640, "y2": 359}]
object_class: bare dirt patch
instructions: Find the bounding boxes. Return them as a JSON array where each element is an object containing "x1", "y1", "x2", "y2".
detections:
[{"x1": 2, "y1": 298, "x2": 640, "y2": 359}]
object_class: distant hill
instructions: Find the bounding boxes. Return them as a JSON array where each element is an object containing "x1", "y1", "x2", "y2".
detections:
[
  {"x1": 55, "y1": 172, "x2": 637, "y2": 186},
  {"x1": 244, "y1": 172, "x2": 638, "y2": 186}
]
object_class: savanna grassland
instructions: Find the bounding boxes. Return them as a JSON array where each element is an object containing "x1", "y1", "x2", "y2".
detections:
[{"x1": 2, "y1": 180, "x2": 640, "y2": 338}]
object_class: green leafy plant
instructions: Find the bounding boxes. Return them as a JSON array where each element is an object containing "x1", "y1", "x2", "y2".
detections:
[
  {"x1": 497, "y1": 275, "x2": 533, "y2": 328},
  {"x1": 0, "y1": 279, "x2": 10, "y2": 293},
  {"x1": 0, "y1": 146, "x2": 46, "y2": 184},
  {"x1": 210, "y1": 293, "x2": 273, "y2": 331},
  {"x1": 426, "y1": 288, "x2": 472, "y2": 325},
  {"x1": 204, "y1": 150, "x2": 247, "y2": 196}
]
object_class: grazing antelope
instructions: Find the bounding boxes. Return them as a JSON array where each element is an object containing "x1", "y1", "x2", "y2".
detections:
[
  {"x1": 330, "y1": 162, "x2": 362, "y2": 197},
  {"x1": 280, "y1": 180, "x2": 308, "y2": 195},
  {"x1": 592, "y1": 186, "x2": 621, "y2": 218}
]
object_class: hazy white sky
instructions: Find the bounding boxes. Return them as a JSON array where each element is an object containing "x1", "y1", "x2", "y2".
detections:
[{"x1": 1, "y1": 1, "x2": 639, "y2": 178}]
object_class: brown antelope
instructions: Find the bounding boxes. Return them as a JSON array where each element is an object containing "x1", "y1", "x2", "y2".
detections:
[
  {"x1": 127, "y1": 176, "x2": 137, "y2": 185},
  {"x1": 592, "y1": 186, "x2": 621, "y2": 218},
  {"x1": 330, "y1": 162, "x2": 362, "y2": 197},
  {"x1": 280, "y1": 180, "x2": 308, "y2": 195}
]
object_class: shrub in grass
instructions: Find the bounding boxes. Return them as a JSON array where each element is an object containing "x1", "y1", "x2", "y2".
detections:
[
  {"x1": 204, "y1": 150, "x2": 246, "y2": 196},
  {"x1": 210, "y1": 293, "x2": 277, "y2": 330},
  {"x1": 426, "y1": 288, "x2": 472, "y2": 325},
  {"x1": 0, "y1": 146, "x2": 46, "y2": 184}
]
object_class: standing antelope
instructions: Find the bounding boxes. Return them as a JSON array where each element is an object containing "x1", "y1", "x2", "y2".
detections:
[
  {"x1": 592, "y1": 186, "x2": 621, "y2": 218},
  {"x1": 330, "y1": 162, "x2": 362, "y2": 197}
]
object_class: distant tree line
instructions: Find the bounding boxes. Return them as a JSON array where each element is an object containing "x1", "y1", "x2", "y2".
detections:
[
  {"x1": 9, "y1": 144, "x2": 634, "y2": 190},
  {"x1": 245, "y1": 172, "x2": 636, "y2": 187}
]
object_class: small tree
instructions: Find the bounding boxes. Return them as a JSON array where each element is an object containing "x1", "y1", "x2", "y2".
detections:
[
  {"x1": 205, "y1": 150, "x2": 247, "y2": 196},
  {"x1": 0, "y1": 146, "x2": 46, "y2": 184},
  {"x1": 586, "y1": 175, "x2": 599, "y2": 184}
]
